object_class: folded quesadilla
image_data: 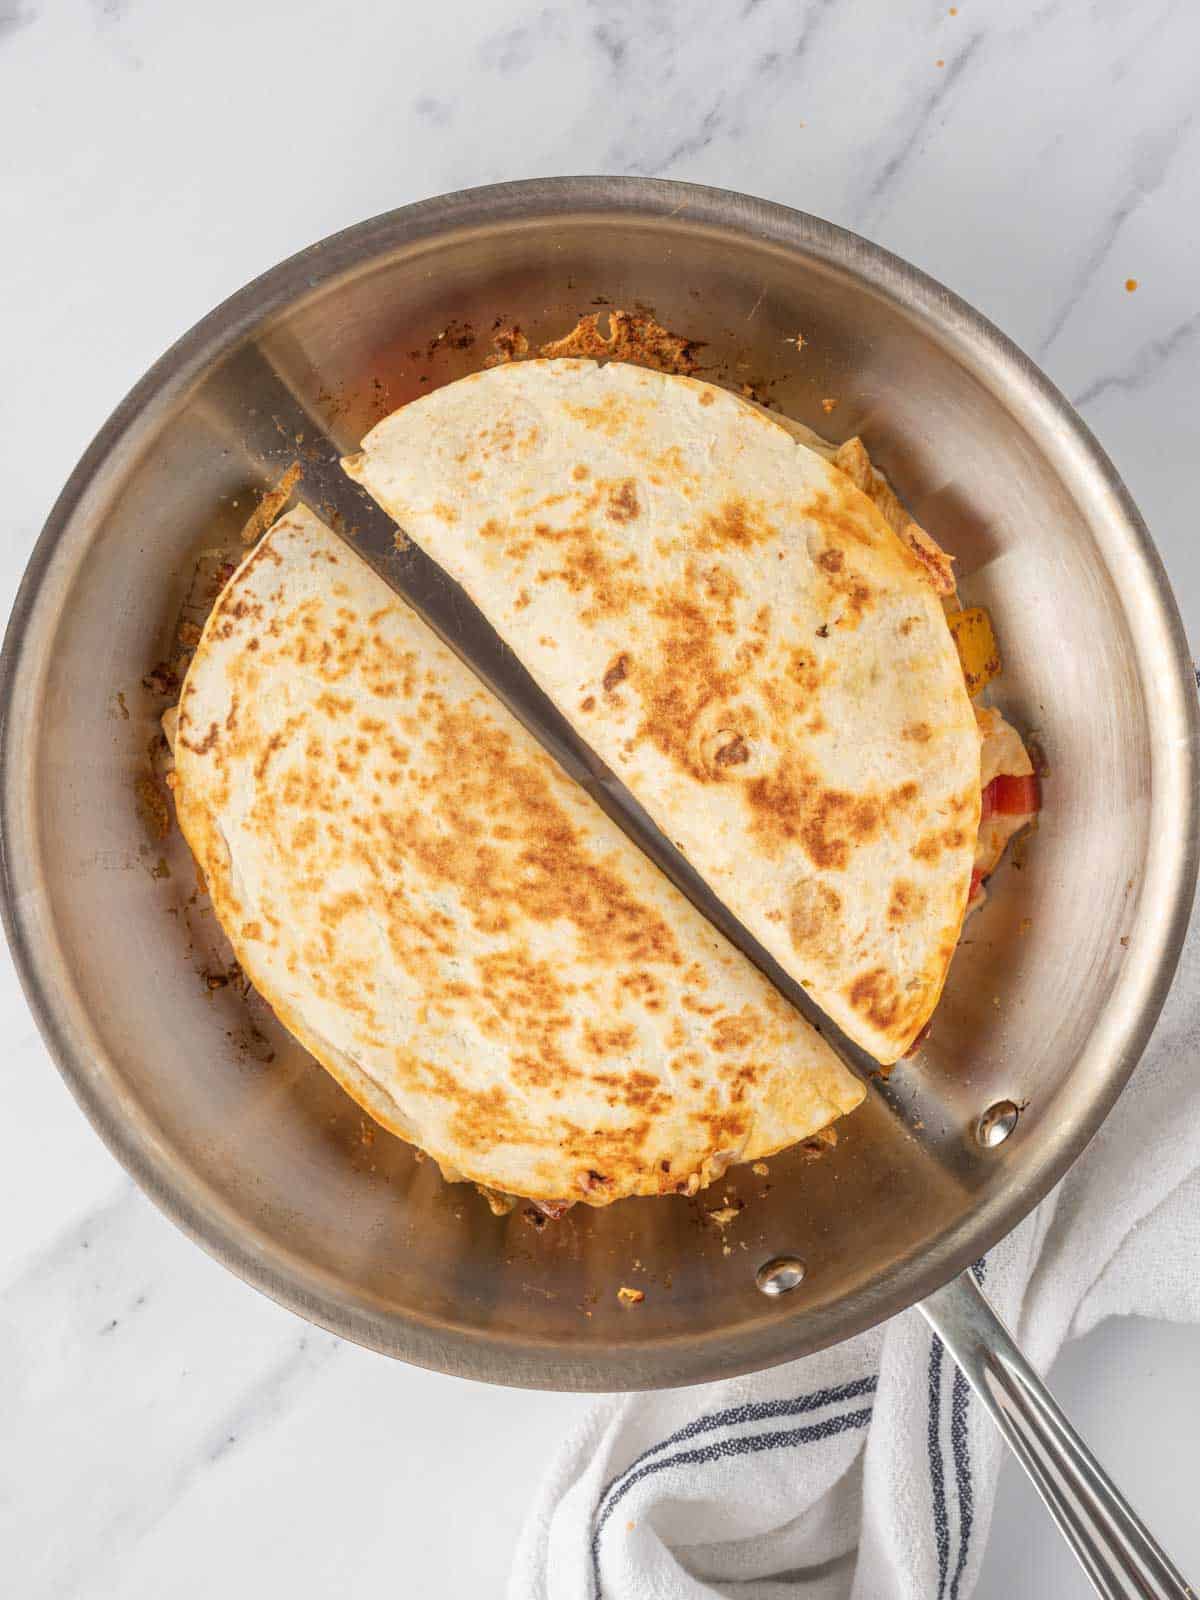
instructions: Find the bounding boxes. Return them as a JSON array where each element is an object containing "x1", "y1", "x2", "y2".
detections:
[
  {"x1": 344, "y1": 359, "x2": 982, "y2": 1064},
  {"x1": 170, "y1": 505, "x2": 863, "y2": 1205}
]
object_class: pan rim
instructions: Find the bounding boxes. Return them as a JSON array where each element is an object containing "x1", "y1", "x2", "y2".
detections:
[{"x1": 2, "y1": 175, "x2": 1196, "y2": 1390}]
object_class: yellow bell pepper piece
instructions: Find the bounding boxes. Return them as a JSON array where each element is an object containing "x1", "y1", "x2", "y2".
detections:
[{"x1": 946, "y1": 606, "x2": 1001, "y2": 696}]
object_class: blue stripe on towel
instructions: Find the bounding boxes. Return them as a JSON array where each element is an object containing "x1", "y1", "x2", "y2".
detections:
[{"x1": 590, "y1": 1380, "x2": 876, "y2": 1599}]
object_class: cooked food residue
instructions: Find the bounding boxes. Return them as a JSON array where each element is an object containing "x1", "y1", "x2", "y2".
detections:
[
  {"x1": 707, "y1": 1203, "x2": 743, "y2": 1228},
  {"x1": 484, "y1": 320, "x2": 530, "y2": 366},
  {"x1": 540, "y1": 309, "x2": 701, "y2": 375},
  {"x1": 238, "y1": 461, "x2": 302, "y2": 546},
  {"x1": 946, "y1": 607, "x2": 1001, "y2": 695},
  {"x1": 134, "y1": 773, "x2": 171, "y2": 841}
]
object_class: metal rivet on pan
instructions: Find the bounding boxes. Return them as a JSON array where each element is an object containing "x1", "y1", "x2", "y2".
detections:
[
  {"x1": 755, "y1": 1256, "x2": 807, "y2": 1296},
  {"x1": 977, "y1": 1099, "x2": 1020, "y2": 1148}
]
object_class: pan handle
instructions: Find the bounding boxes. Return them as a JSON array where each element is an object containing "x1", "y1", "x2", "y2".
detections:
[{"x1": 918, "y1": 1271, "x2": 1194, "y2": 1600}]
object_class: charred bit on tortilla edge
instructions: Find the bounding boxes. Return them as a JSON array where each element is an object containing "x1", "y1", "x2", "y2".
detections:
[{"x1": 833, "y1": 438, "x2": 956, "y2": 597}]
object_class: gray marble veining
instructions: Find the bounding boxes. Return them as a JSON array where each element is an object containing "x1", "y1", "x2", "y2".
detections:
[{"x1": 0, "y1": 0, "x2": 1197, "y2": 1594}]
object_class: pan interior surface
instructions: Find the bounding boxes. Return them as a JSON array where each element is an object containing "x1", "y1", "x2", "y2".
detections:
[{"x1": 1, "y1": 180, "x2": 1194, "y2": 1389}]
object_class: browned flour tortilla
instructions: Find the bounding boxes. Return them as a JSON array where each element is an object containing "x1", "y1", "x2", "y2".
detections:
[
  {"x1": 171, "y1": 506, "x2": 863, "y2": 1205},
  {"x1": 344, "y1": 360, "x2": 981, "y2": 1064}
]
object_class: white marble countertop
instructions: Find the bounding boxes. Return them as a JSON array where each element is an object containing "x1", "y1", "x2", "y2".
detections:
[{"x1": 2, "y1": 1, "x2": 1198, "y2": 1595}]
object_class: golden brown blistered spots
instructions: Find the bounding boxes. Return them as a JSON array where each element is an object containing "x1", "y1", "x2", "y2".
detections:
[
  {"x1": 442, "y1": 1081, "x2": 544, "y2": 1158},
  {"x1": 572, "y1": 463, "x2": 589, "y2": 481},
  {"x1": 603, "y1": 653, "x2": 630, "y2": 693},
  {"x1": 689, "y1": 1106, "x2": 752, "y2": 1154},
  {"x1": 699, "y1": 390, "x2": 715, "y2": 407},
  {"x1": 600, "y1": 1069, "x2": 671, "y2": 1114},
  {"x1": 179, "y1": 721, "x2": 220, "y2": 756},
  {"x1": 291, "y1": 817, "x2": 318, "y2": 853},
  {"x1": 580, "y1": 695, "x2": 596, "y2": 712},
  {"x1": 536, "y1": 535, "x2": 649, "y2": 622},
  {"x1": 697, "y1": 497, "x2": 776, "y2": 551},
  {"x1": 709, "y1": 1007, "x2": 761, "y2": 1055},
  {"x1": 635, "y1": 592, "x2": 739, "y2": 782},
  {"x1": 814, "y1": 543, "x2": 874, "y2": 629},
  {"x1": 898, "y1": 616, "x2": 921, "y2": 637},
  {"x1": 377, "y1": 700, "x2": 686, "y2": 974},
  {"x1": 607, "y1": 479, "x2": 641, "y2": 523},
  {"x1": 847, "y1": 967, "x2": 903, "y2": 1033},
  {"x1": 680, "y1": 991, "x2": 719, "y2": 1017},
  {"x1": 886, "y1": 879, "x2": 926, "y2": 928},
  {"x1": 902, "y1": 721, "x2": 932, "y2": 743},
  {"x1": 563, "y1": 396, "x2": 633, "y2": 439},
  {"x1": 582, "y1": 1023, "x2": 638, "y2": 1058},
  {"x1": 616, "y1": 559, "x2": 890, "y2": 866},
  {"x1": 788, "y1": 877, "x2": 844, "y2": 960},
  {"x1": 319, "y1": 889, "x2": 366, "y2": 928},
  {"x1": 911, "y1": 826, "x2": 969, "y2": 863},
  {"x1": 713, "y1": 734, "x2": 749, "y2": 767},
  {"x1": 788, "y1": 647, "x2": 822, "y2": 694},
  {"x1": 701, "y1": 564, "x2": 744, "y2": 611},
  {"x1": 513, "y1": 588, "x2": 532, "y2": 612},
  {"x1": 476, "y1": 415, "x2": 541, "y2": 462},
  {"x1": 745, "y1": 767, "x2": 882, "y2": 871}
]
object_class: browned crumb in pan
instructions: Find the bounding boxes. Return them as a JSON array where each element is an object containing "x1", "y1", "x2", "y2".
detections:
[
  {"x1": 540, "y1": 309, "x2": 702, "y2": 375},
  {"x1": 238, "y1": 461, "x2": 302, "y2": 546},
  {"x1": 134, "y1": 773, "x2": 171, "y2": 841},
  {"x1": 707, "y1": 1203, "x2": 743, "y2": 1228},
  {"x1": 484, "y1": 320, "x2": 531, "y2": 366},
  {"x1": 476, "y1": 1184, "x2": 518, "y2": 1216},
  {"x1": 798, "y1": 1125, "x2": 839, "y2": 1160},
  {"x1": 142, "y1": 660, "x2": 180, "y2": 697}
]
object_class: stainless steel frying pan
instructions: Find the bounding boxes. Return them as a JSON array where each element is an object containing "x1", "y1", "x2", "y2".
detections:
[{"x1": 1, "y1": 179, "x2": 1196, "y2": 1595}]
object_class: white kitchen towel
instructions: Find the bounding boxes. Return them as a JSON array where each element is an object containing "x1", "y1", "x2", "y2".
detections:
[{"x1": 510, "y1": 910, "x2": 1200, "y2": 1600}]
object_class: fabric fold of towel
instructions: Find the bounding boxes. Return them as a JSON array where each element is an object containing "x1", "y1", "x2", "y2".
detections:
[{"x1": 511, "y1": 907, "x2": 1200, "y2": 1600}]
